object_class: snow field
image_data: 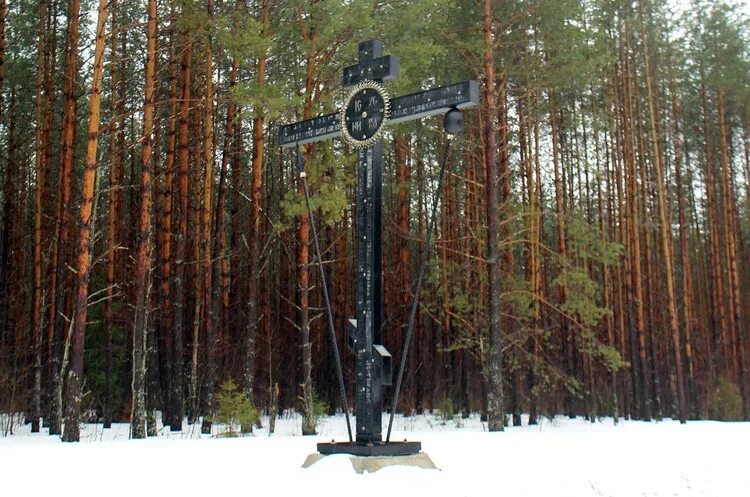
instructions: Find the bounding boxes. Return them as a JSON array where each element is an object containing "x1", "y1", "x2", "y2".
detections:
[{"x1": 0, "y1": 413, "x2": 747, "y2": 497}]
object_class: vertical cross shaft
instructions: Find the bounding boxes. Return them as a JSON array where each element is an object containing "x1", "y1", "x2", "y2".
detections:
[
  {"x1": 354, "y1": 142, "x2": 384, "y2": 443},
  {"x1": 349, "y1": 40, "x2": 396, "y2": 444}
]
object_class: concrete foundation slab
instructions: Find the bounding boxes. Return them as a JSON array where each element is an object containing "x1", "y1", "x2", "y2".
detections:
[{"x1": 301, "y1": 451, "x2": 438, "y2": 474}]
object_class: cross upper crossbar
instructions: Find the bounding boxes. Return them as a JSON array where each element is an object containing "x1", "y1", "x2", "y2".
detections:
[{"x1": 343, "y1": 40, "x2": 400, "y2": 87}]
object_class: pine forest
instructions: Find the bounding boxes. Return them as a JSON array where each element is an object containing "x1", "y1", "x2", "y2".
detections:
[{"x1": 0, "y1": 0, "x2": 749, "y2": 444}]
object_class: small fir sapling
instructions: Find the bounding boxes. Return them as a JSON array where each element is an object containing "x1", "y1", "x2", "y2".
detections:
[{"x1": 300, "y1": 390, "x2": 329, "y2": 434}]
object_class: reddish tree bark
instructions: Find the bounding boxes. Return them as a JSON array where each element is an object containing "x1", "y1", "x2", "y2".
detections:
[
  {"x1": 171, "y1": 20, "x2": 193, "y2": 431},
  {"x1": 49, "y1": 0, "x2": 82, "y2": 436},
  {"x1": 718, "y1": 91, "x2": 749, "y2": 418},
  {"x1": 0, "y1": 0, "x2": 8, "y2": 345},
  {"x1": 243, "y1": 0, "x2": 269, "y2": 429},
  {"x1": 131, "y1": 0, "x2": 158, "y2": 439},
  {"x1": 638, "y1": 2, "x2": 685, "y2": 422},
  {"x1": 157, "y1": 12, "x2": 179, "y2": 425},
  {"x1": 201, "y1": 0, "x2": 216, "y2": 434},
  {"x1": 62, "y1": 0, "x2": 108, "y2": 442},
  {"x1": 30, "y1": 0, "x2": 49, "y2": 434}
]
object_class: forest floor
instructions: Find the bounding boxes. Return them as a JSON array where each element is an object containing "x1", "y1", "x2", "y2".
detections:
[{"x1": 0, "y1": 412, "x2": 747, "y2": 497}]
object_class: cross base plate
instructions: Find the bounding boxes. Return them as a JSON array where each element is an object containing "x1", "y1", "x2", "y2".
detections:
[{"x1": 317, "y1": 441, "x2": 421, "y2": 457}]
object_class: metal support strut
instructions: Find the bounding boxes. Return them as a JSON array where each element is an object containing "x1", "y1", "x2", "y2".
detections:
[
  {"x1": 296, "y1": 145, "x2": 353, "y2": 442},
  {"x1": 386, "y1": 108, "x2": 463, "y2": 443}
]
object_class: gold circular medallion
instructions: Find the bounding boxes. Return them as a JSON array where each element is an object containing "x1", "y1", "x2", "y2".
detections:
[{"x1": 340, "y1": 81, "x2": 390, "y2": 148}]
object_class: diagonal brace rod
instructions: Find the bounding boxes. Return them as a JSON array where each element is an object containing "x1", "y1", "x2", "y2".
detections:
[{"x1": 296, "y1": 146, "x2": 353, "y2": 442}]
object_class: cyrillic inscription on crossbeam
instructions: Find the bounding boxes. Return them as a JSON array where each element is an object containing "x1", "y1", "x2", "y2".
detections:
[
  {"x1": 278, "y1": 113, "x2": 339, "y2": 147},
  {"x1": 278, "y1": 80, "x2": 478, "y2": 147},
  {"x1": 390, "y1": 80, "x2": 479, "y2": 124}
]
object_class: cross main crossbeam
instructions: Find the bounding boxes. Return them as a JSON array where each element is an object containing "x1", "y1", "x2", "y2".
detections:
[{"x1": 278, "y1": 80, "x2": 478, "y2": 147}]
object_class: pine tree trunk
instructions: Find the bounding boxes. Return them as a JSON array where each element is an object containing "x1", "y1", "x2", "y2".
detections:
[
  {"x1": 622, "y1": 31, "x2": 651, "y2": 420},
  {"x1": 158, "y1": 13, "x2": 178, "y2": 425},
  {"x1": 104, "y1": 0, "x2": 121, "y2": 429},
  {"x1": 299, "y1": 117, "x2": 314, "y2": 434},
  {"x1": 4, "y1": 92, "x2": 25, "y2": 423},
  {"x1": 671, "y1": 82, "x2": 696, "y2": 418},
  {"x1": 395, "y1": 134, "x2": 411, "y2": 408},
  {"x1": 188, "y1": 53, "x2": 203, "y2": 425},
  {"x1": 240, "y1": 0, "x2": 268, "y2": 432},
  {"x1": 594, "y1": 101, "x2": 618, "y2": 421},
  {"x1": 717, "y1": 91, "x2": 749, "y2": 418},
  {"x1": 131, "y1": 0, "x2": 157, "y2": 439},
  {"x1": 62, "y1": 0, "x2": 108, "y2": 442},
  {"x1": 700, "y1": 84, "x2": 727, "y2": 379},
  {"x1": 0, "y1": 0, "x2": 8, "y2": 346},
  {"x1": 200, "y1": 1, "x2": 215, "y2": 434},
  {"x1": 209, "y1": 104, "x2": 230, "y2": 432},
  {"x1": 0, "y1": 0, "x2": 4, "y2": 123},
  {"x1": 483, "y1": 0, "x2": 504, "y2": 432},
  {"x1": 715, "y1": 93, "x2": 739, "y2": 383},
  {"x1": 635, "y1": 95, "x2": 661, "y2": 419},
  {"x1": 638, "y1": 3, "x2": 686, "y2": 422},
  {"x1": 1, "y1": 89, "x2": 16, "y2": 395},
  {"x1": 743, "y1": 119, "x2": 750, "y2": 208},
  {"x1": 519, "y1": 93, "x2": 535, "y2": 425},
  {"x1": 147, "y1": 114, "x2": 162, "y2": 436},
  {"x1": 229, "y1": 46, "x2": 243, "y2": 362},
  {"x1": 50, "y1": 0, "x2": 82, "y2": 436},
  {"x1": 171, "y1": 23, "x2": 192, "y2": 431},
  {"x1": 529, "y1": 100, "x2": 543, "y2": 424},
  {"x1": 610, "y1": 66, "x2": 633, "y2": 418},
  {"x1": 550, "y1": 101, "x2": 571, "y2": 416},
  {"x1": 41, "y1": 0, "x2": 57, "y2": 430},
  {"x1": 498, "y1": 83, "x2": 516, "y2": 425},
  {"x1": 30, "y1": 0, "x2": 49, "y2": 434},
  {"x1": 215, "y1": 25, "x2": 237, "y2": 377}
]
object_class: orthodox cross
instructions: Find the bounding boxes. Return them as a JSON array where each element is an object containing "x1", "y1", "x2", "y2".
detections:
[{"x1": 279, "y1": 40, "x2": 478, "y2": 456}]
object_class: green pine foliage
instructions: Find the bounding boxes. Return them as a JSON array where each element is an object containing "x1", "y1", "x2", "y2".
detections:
[
  {"x1": 280, "y1": 142, "x2": 354, "y2": 225},
  {"x1": 555, "y1": 212, "x2": 624, "y2": 372},
  {"x1": 708, "y1": 378, "x2": 743, "y2": 421},
  {"x1": 436, "y1": 398, "x2": 455, "y2": 425},
  {"x1": 312, "y1": 391, "x2": 329, "y2": 421},
  {"x1": 297, "y1": 390, "x2": 329, "y2": 434},
  {"x1": 214, "y1": 380, "x2": 259, "y2": 437}
]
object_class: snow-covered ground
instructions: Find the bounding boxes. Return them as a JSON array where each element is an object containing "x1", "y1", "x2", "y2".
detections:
[{"x1": 1, "y1": 412, "x2": 747, "y2": 497}]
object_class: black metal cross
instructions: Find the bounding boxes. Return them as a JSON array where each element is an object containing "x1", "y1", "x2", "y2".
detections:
[{"x1": 279, "y1": 40, "x2": 478, "y2": 455}]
